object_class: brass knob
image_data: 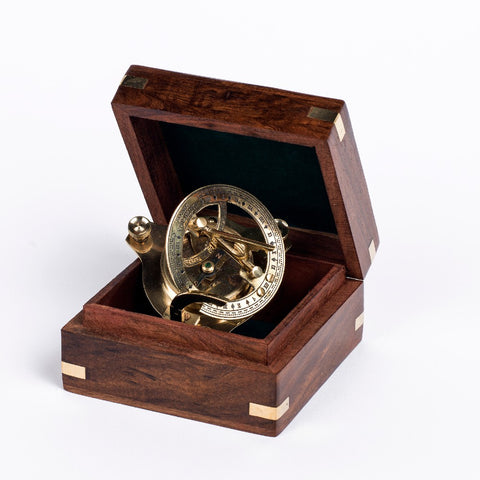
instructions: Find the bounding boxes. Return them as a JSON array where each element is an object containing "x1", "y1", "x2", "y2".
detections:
[
  {"x1": 128, "y1": 216, "x2": 152, "y2": 242},
  {"x1": 275, "y1": 218, "x2": 289, "y2": 239}
]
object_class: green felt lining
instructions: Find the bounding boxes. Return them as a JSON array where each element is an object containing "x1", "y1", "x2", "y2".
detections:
[{"x1": 159, "y1": 122, "x2": 336, "y2": 234}]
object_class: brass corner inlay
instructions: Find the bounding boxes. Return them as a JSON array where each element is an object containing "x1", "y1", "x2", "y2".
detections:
[
  {"x1": 333, "y1": 114, "x2": 346, "y2": 142},
  {"x1": 307, "y1": 106, "x2": 345, "y2": 142},
  {"x1": 355, "y1": 312, "x2": 365, "y2": 331},
  {"x1": 120, "y1": 75, "x2": 148, "y2": 89},
  {"x1": 249, "y1": 397, "x2": 290, "y2": 421},
  {"x1": 308, "y1": 106, "x2": 337, "y2": 122},
  {"x1": 61, "y1": 361, "x2": 86, "y2": 379},
  {"x1": 368, "y1": 239, "x2": 377, "y2": 262}
]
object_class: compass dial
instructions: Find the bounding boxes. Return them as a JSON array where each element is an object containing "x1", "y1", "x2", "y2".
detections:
[{"x1": 165, "y1": 184, "x2": 286, "y2": 321}]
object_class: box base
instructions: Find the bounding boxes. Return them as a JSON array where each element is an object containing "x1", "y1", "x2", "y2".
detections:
[{"x1": 62, "y1": 276, "x2": 363, "y2": 436}]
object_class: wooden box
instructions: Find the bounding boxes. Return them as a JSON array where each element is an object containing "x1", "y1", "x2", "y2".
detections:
[{"x1": 61, "y1": 65, "x2": 379, "y2": 436}]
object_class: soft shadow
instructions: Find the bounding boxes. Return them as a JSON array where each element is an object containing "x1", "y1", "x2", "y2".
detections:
[{"x1": 37, "y1": 340, "x2": 64, "y2": 388}]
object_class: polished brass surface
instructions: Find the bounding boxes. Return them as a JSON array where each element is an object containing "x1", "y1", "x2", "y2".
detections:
[
  {"x1": 201, "y1": 260, "x2": 215, "y2": 274},
  {"x1": 128, "y1": 216, "x2": 152, "y2": 242},
  {"x1": 199, "y1": 226, "x2": 275, "y2": 253},
  {"x1": 307, "y1": 106, "x2": 345, "y2": 142},
  {"x1": 126, "y1": 184, "x2": 290, "y2": 332},
  {"x1": 61, "y1": 361, "x2": 86, "y2": 380},
  {"x1": 334, "y1": 114, "x2": 346, "y2": 142},
  {"x1": 126, "y1": 221, "x2": 169, "y2": 316},
  {"x1": 355, "y1": 312, "x2": 365, "y2": 331},
  {"x1": 368, "y1": 239, "x2": 377, "y2": 262},
  {"x1": 276, "y1": 218, "x2": 289, "y2": 239},
  {"x1": 307, "y1": 106, "x2": 338, "y2": 123},
  {"x1": 249, "y1": 397, "x2": 290, "y2": 421},
  {"x1": 121, "y1": 75, "x2": 148, "y2": 89}
]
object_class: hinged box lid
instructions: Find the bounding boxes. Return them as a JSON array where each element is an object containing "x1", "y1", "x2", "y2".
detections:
[{"x1": 112, "y1": 65, "x2": 379, "y2": 279}]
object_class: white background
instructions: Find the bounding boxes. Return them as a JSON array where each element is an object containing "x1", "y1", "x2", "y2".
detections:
[{"x1": 1, "y1": 1, "x2": 479, "y2": 478}]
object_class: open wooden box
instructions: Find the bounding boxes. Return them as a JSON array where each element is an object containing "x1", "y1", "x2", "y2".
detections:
[{"x1": 61, "y1": 65, "x2": 379, "y2": 436}]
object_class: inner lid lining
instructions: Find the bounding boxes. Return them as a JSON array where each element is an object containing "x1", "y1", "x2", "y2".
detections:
[{"x1": 158, "y1": 121, "x2": 337, "y2": 234}]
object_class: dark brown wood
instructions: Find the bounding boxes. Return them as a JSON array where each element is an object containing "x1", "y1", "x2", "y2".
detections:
[
  {"x1": 83, "y1": 254, "x2": 346, "y2": 365},
  {"x1": 113, "y1": 65, "x2": 343, "y2": 146},
  {"x1": 63, "y1": 279, "x2": 363, "y2": 436},
  {"x1": 265, "y1": 260, "x2": 346, "y2": 361},
  {"x1": 275, "y1": 281, "x2": 363, "y2": 434},
  {"x1": 325, "y1": 104, "x2": 379, "y2": 277},
  {"x1": 62, "y1": 313, "x2": 278, "y2": 436},
  {"x1": 60, "y1": 65, "x2": 378, "y2": 436},
  {"x1": 111, "y1": 65, "x2": 378, "y2": 278}
]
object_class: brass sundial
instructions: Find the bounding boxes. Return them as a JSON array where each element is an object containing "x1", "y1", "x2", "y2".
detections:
[{"x1": 127, "y1": 184, "x2": 289, "y2": 332}]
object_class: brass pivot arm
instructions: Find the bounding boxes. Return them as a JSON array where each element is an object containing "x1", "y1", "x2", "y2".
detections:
[
  {"x1": 201, "y1": 226, "x2": 275, "y2": 253},
  {"x1": 192, "y1": 220, "x2": 272, "y2": 279}
]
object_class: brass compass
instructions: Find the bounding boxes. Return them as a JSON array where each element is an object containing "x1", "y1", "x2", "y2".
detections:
[{"x1": 127, "y1": 184, "x2": 289, "y2": 332}]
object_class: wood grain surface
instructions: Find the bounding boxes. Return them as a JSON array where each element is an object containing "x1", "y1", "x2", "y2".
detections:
[
  {"x1": 63, "y1": 278, "x2": 362, "y2": 436},
  {"x1": 112, "y1": 65, "x2": 378, "y2": 278},
  {"x1": 84, "y1": 255, "x2": 345, "y2": 364},
  {"x1": 60, "y1": 65, "x2": 377, "y2": 436}
]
